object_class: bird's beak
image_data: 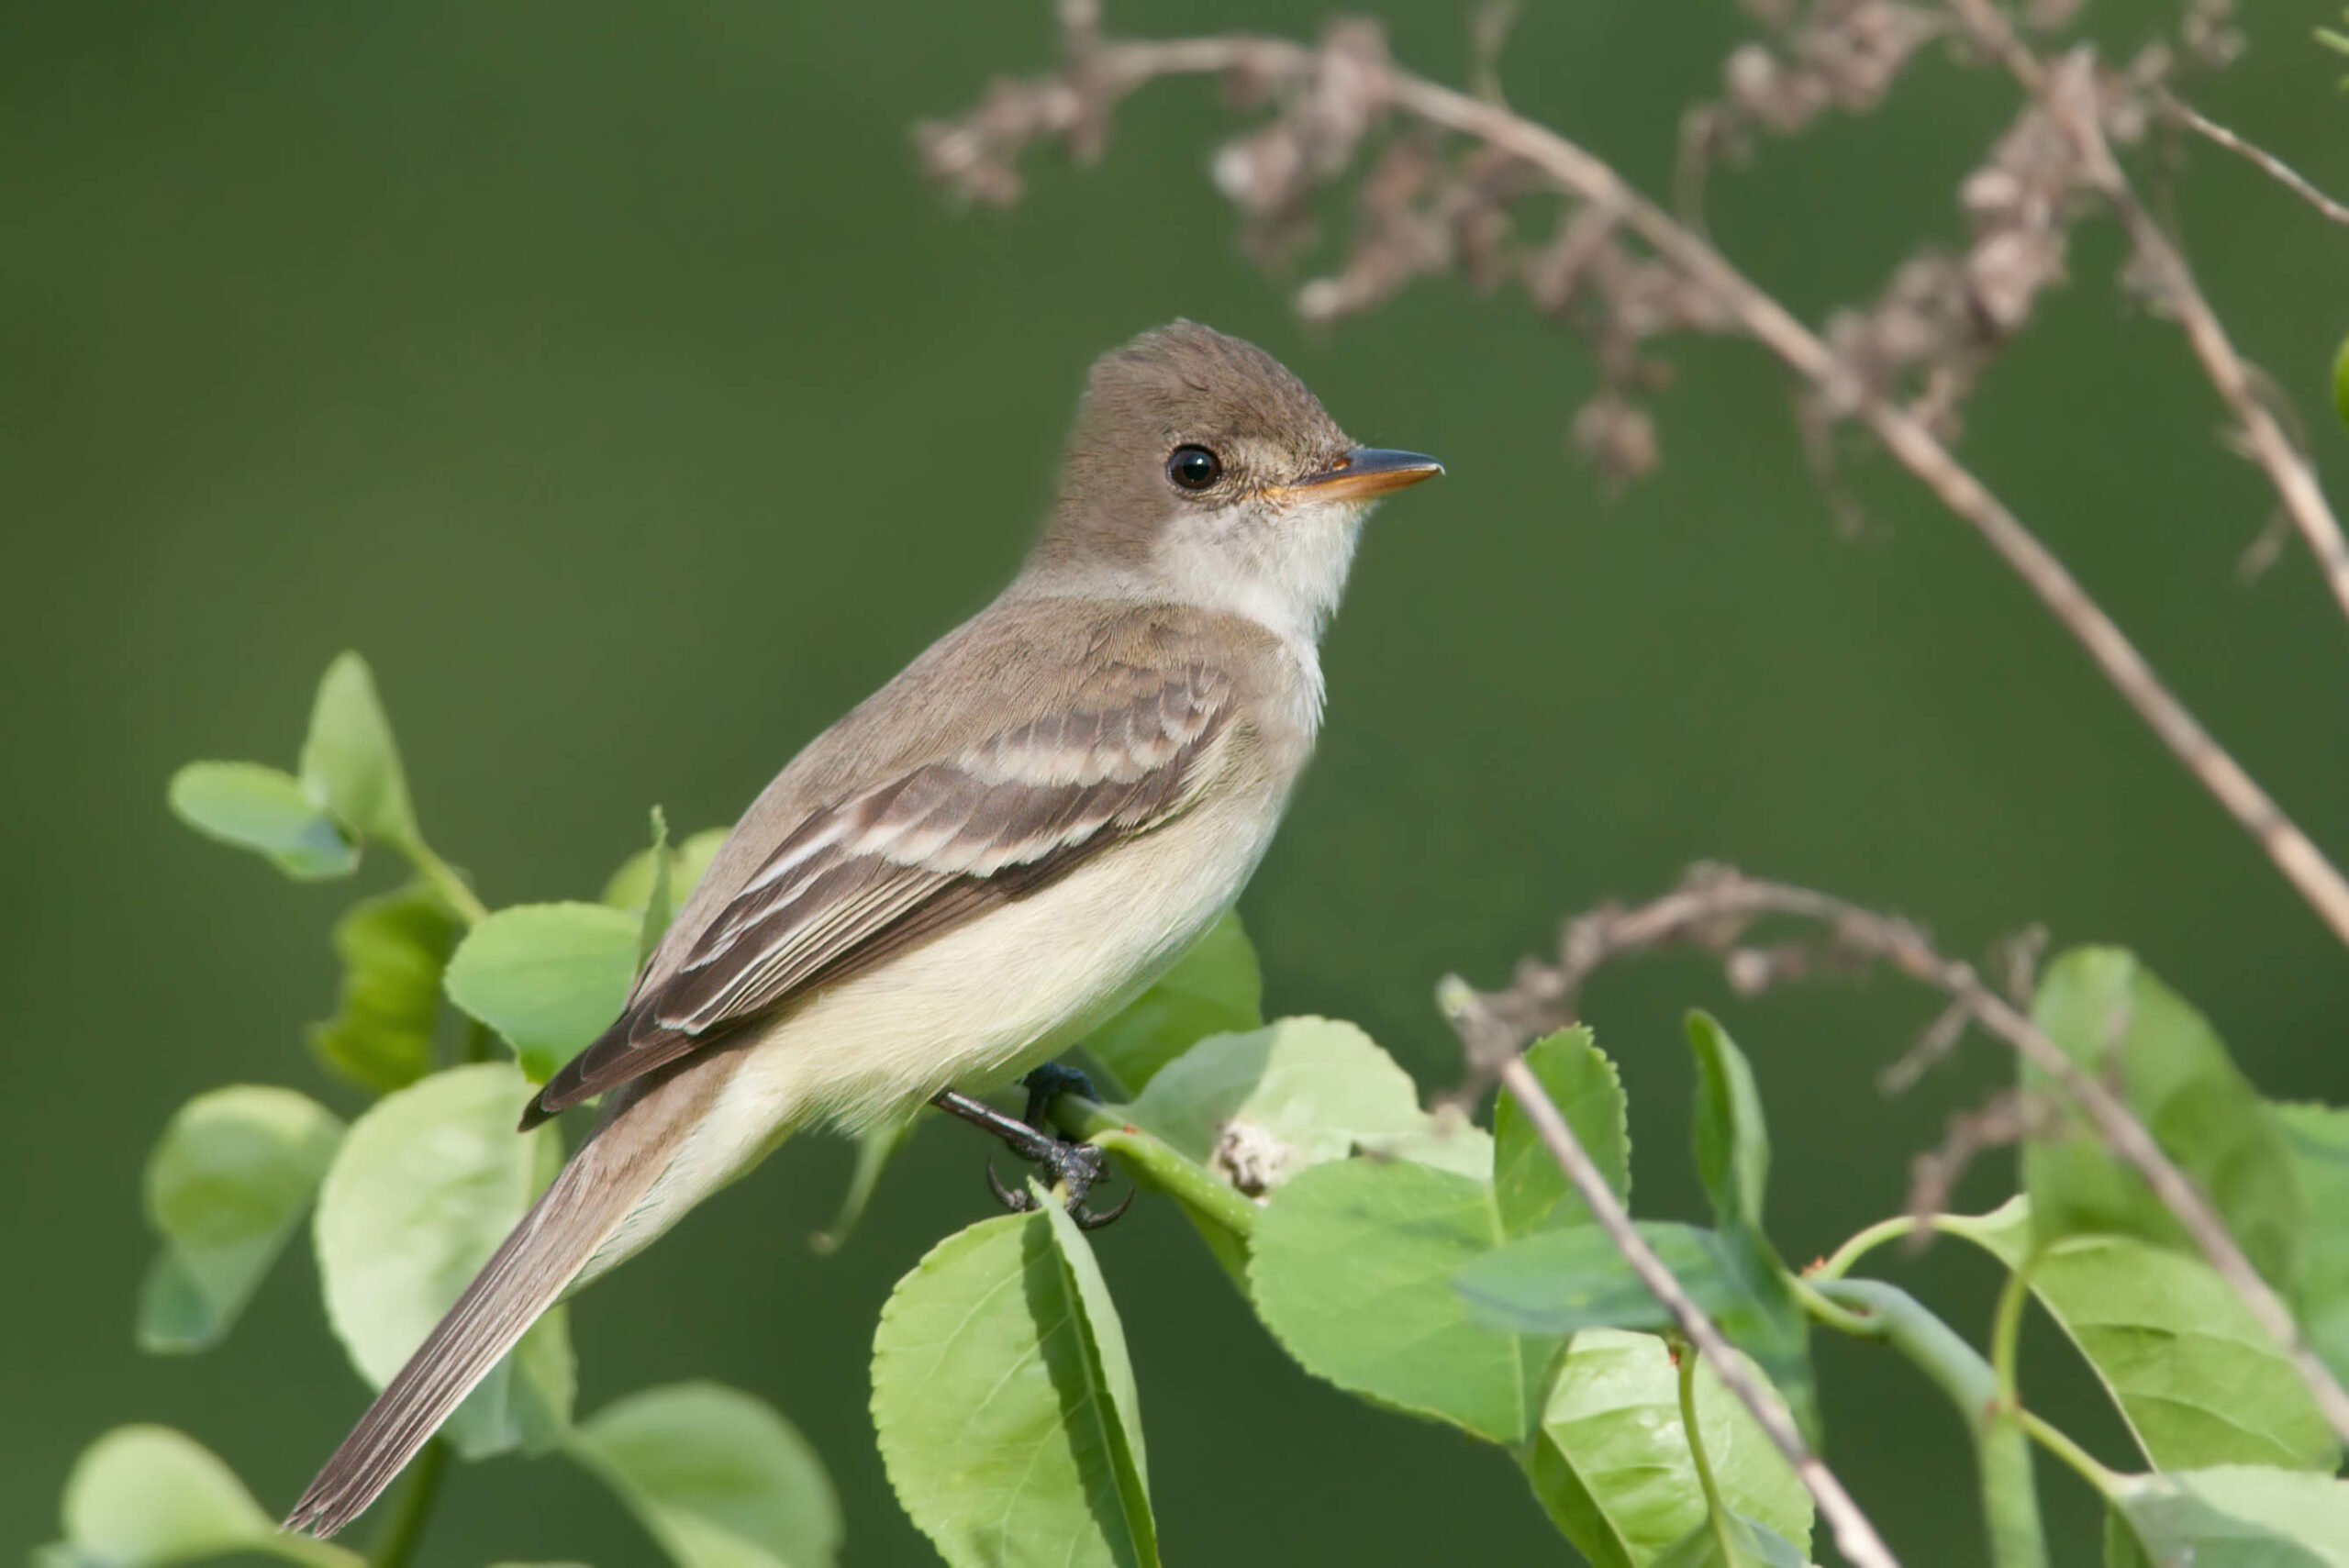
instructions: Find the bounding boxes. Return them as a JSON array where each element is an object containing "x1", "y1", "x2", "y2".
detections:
[{"x1": 1278, "y1": 447, "x2": 1445, "y2": 504}]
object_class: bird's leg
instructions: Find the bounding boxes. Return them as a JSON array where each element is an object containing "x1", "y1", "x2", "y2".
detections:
[
  {"x1": 930, "y1": 1088, "x2": 1063, "y2": 1165},
  {"x1": 930, "y1": 1066, "x2": 1132, "y2": 1229},
  {"x1": 927, "y1": 1086, "x2": 1111, "y2": 1219}
]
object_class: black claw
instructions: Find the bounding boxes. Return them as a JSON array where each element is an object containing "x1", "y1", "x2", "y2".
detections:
[
  {"x1": 984, "y1": 1159, "x2": 1038, "y2": 1213},
  {"x1": 1071, "y1": 1186, "x2": 1136, "y2": 1230}
]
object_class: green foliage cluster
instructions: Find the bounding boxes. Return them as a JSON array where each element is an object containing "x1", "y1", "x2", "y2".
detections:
[
  {"x1": 54, "y1": 655, "x2": 837, "y2": 1568},
  {"x1": 44, "y1": 653, "x2": 2349, "y2": 1567}
]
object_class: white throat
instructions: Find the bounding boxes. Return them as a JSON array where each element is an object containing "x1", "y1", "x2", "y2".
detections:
[
  {"x1": 1146, "y1": 495, "x2": 1368, "y2": 721},
  {"x1": 1014, "y1": 497, "x2": 1372, "y2": 727}
]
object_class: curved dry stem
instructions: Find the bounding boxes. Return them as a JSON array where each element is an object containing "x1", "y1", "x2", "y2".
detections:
[
  {"x1": 1940, "y1": 0, "x2": 2349, "y2": 652},
  {"x1": 2161, "y1": 94, "x2": 2349, "y2": 227}
]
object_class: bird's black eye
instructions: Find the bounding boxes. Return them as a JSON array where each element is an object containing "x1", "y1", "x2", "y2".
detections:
[{"x1": 1166, "y1": 445, "x2": 1223, "y2": 491}]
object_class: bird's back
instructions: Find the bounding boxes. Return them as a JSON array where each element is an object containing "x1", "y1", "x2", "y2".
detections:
[{"x1": 639, "y1": 592, "x2": 1308, "y2": 997}]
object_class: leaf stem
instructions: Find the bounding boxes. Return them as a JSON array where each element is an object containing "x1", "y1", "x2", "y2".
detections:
[
  {"x1": 2019, "y1": 1410, "x2": 2117, "y2": 1497},
  {"x1": 1791, "y1": 1273, "x2": 1880, "y2": 1337},
  {"x1": 398, "y1": 836, "x2": 487, "y2": 926},
  {"x1": 1676, "y1": 1338, "x2": 1748, "y2": 1567},
  {"x1": 1813, "y1": 1279, "x2": 2050, "y2": 1568},
  {"x1": 1811, "y1": 1215, "x2": 1920, "y2": 1281},
  {"x1": 1988, "y1": 1247, "x2": 2041, "y2": 1419},
  {"x1": 1050, "y1": 1096, "x2": 1261, "y2": 1240},
  {"x1": 365, "y1": 1436, "x2": 447, "y2": 1568}
]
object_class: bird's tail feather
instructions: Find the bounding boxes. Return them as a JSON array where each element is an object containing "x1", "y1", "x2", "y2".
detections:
[{"x1": 282, "y1": 1130, "x2": 655, "y2": 1538}]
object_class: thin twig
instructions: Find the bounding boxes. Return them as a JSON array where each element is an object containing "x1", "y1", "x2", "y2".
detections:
[
  {"x1": 1943, "y1": 1, "x2": 2349, "y2": 633},
  {"x1": 2161, "y1": 93, "x2": 2349, "y2": 226},
  {"x1": 924, "y1": 17, "x2": 2349, "y2": 954},
  {"x1": 1466, "y1": 0, "x2": 1518, "y2": 107},
  {"x1": 1456, "y1": 863, "x2": 2349, "y2": 1450},
  {"x1": 2045, "y1": 55, "x2": 2349, "y2": 631},
  {"x1": 1386, "y1": 61, "x2": 2349, "y2": 951},
  {"x1": 1906, "y1": 1087, "x2": 2039, "y2": 1225}
]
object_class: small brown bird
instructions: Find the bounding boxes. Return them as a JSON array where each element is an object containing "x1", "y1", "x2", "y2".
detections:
[{"x1": 285, "y1": 320, "x2": 1442, "y2": 1535}]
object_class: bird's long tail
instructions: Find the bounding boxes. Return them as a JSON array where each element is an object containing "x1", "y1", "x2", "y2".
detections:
[{"x1": 283, "y1": 1115, "x2": 662, "y2": 1539}]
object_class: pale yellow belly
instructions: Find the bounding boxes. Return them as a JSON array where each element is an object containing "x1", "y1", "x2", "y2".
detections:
[{"x1": 581, "y1": 790, "x2": 1281, "y2": 1276}]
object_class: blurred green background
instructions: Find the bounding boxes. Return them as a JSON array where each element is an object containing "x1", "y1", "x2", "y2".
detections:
[{"x1": 7, "y1": 1, "x2": 2349, "y2": 1561}]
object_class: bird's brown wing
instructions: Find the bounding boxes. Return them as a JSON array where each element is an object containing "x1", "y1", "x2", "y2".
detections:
[{"x1": 522, "y1": 657, "x2": 1236, "y2": 1126}]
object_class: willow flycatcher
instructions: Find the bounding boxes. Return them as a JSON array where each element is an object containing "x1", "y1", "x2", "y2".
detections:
[{"x1": 287, "y1": 320, "x2": 1441, "y2": 1535}]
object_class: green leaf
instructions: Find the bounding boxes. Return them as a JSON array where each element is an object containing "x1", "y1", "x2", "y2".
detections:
[
  {"x1": 2106, "y1": 1466, "x2": 2349, "y2": 1565},
  {"x1": 40, "y1": 1426, "x2": 362, "y2": 1568},
  {"x1": 1494, "y1": 1027, "x2": 1630, "y2": 1236},
  {"x1": 1041, "y1": 1196, "x2": 1156, "y2": 1559},
  {"x1": 166, "y1": 762, "x2": 357, "y2": 880},
  {"x1": 872, "y1": 1207, "x2": 1160, "y2": 1568},
  {"x1": 1651, "y1": 1515, "x2": 1813, "y2": 1568},
  {"x1": 1453, "y1": 1221, "x2": 1814, "y2": 1442},
  {"x1": 1084, "y1": 911, "x2": 1264, "y2": 1095},
  {"x1": 1121, "y1": 1019, "x2": 1490, "y2": 1286},
  {"x1": 1249, "y1": 1157, "x2": 1553, "y2": 1442},
  {"x1": 1456, "y1": 1222, "x2": 1746, "y2": 1335},
  {"x1": 1950, "y1": 1197, "x2": 2339, "y2": 1473},
  {"x1": 2107, "y1": 1508, "x2": 2157, "y2": 1568},
  {"x1": 604, "y1": 825, "x2": 730, "y2": 922},
  {"x1": 1687, "y1": 1011, "x2": 1770, "y2": 1233},
  {"x1": 312, "y1": 1062, "x2": 574, "y2": 1459},
  {"x1": 137, "y1": 1086, "x2": 343, "y2": 1354},
  {"x1": 2278, "y1": 1104, "x2": 2349, "y2": 1386},
  {"x1": 809, "y1": 1117, "x2": 915, "y2": 1255},
  {"x1": 307, "y1": 884, "x2": 460, "y2": 1094},
  {"x1": 1524, "y1": 1329, "x2": 1811, "y2": 1568},
  {"x1": 2024, "y1": 948, "x2": 2304, "y2": 1290},
  {"x1": 298, "y1": 651, "x2": 417, "y2": 846},
  {"x1": 568, "y1": 1382, "x2": 841, "y2": 1568},
  {"x1": 444, "y1": 902, "x2": 640, "y2": 1082},
  {"x1": 1682, "y1": 1011, "x2": 1818, "y2": 1443},
  {"x1": 1119, "y1": 1016, "x2": 1490, "y2": 1198}
]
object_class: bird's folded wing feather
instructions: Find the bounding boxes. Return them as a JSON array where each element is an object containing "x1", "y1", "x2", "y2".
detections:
[{"x1": 524, "y1": 657, "x2": 1237, "y2": 1123}]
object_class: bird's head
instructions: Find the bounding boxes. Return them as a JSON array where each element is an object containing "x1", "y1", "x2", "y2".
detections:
[{"x1": 1031, "y1": 320, "x2": 1442, "y2": 645}]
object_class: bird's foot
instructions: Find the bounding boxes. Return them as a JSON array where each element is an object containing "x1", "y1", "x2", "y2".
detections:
[
  {"x1": 982, "y1": 1140, "x2": 1130, "y2": 1230},
  {"x1": 931, "y1": 1069, "x2": 1132, "y2": 1230}
]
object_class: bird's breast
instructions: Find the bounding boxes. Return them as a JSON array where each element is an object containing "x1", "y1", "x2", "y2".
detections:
[{"x1": 596, "y1": 778, "x2": 1294, "y2": 1268}]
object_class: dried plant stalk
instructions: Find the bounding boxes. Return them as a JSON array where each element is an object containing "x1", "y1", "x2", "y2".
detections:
[{"x1": 917, "y1": 4, "x2": 2349, "y2": 951}]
